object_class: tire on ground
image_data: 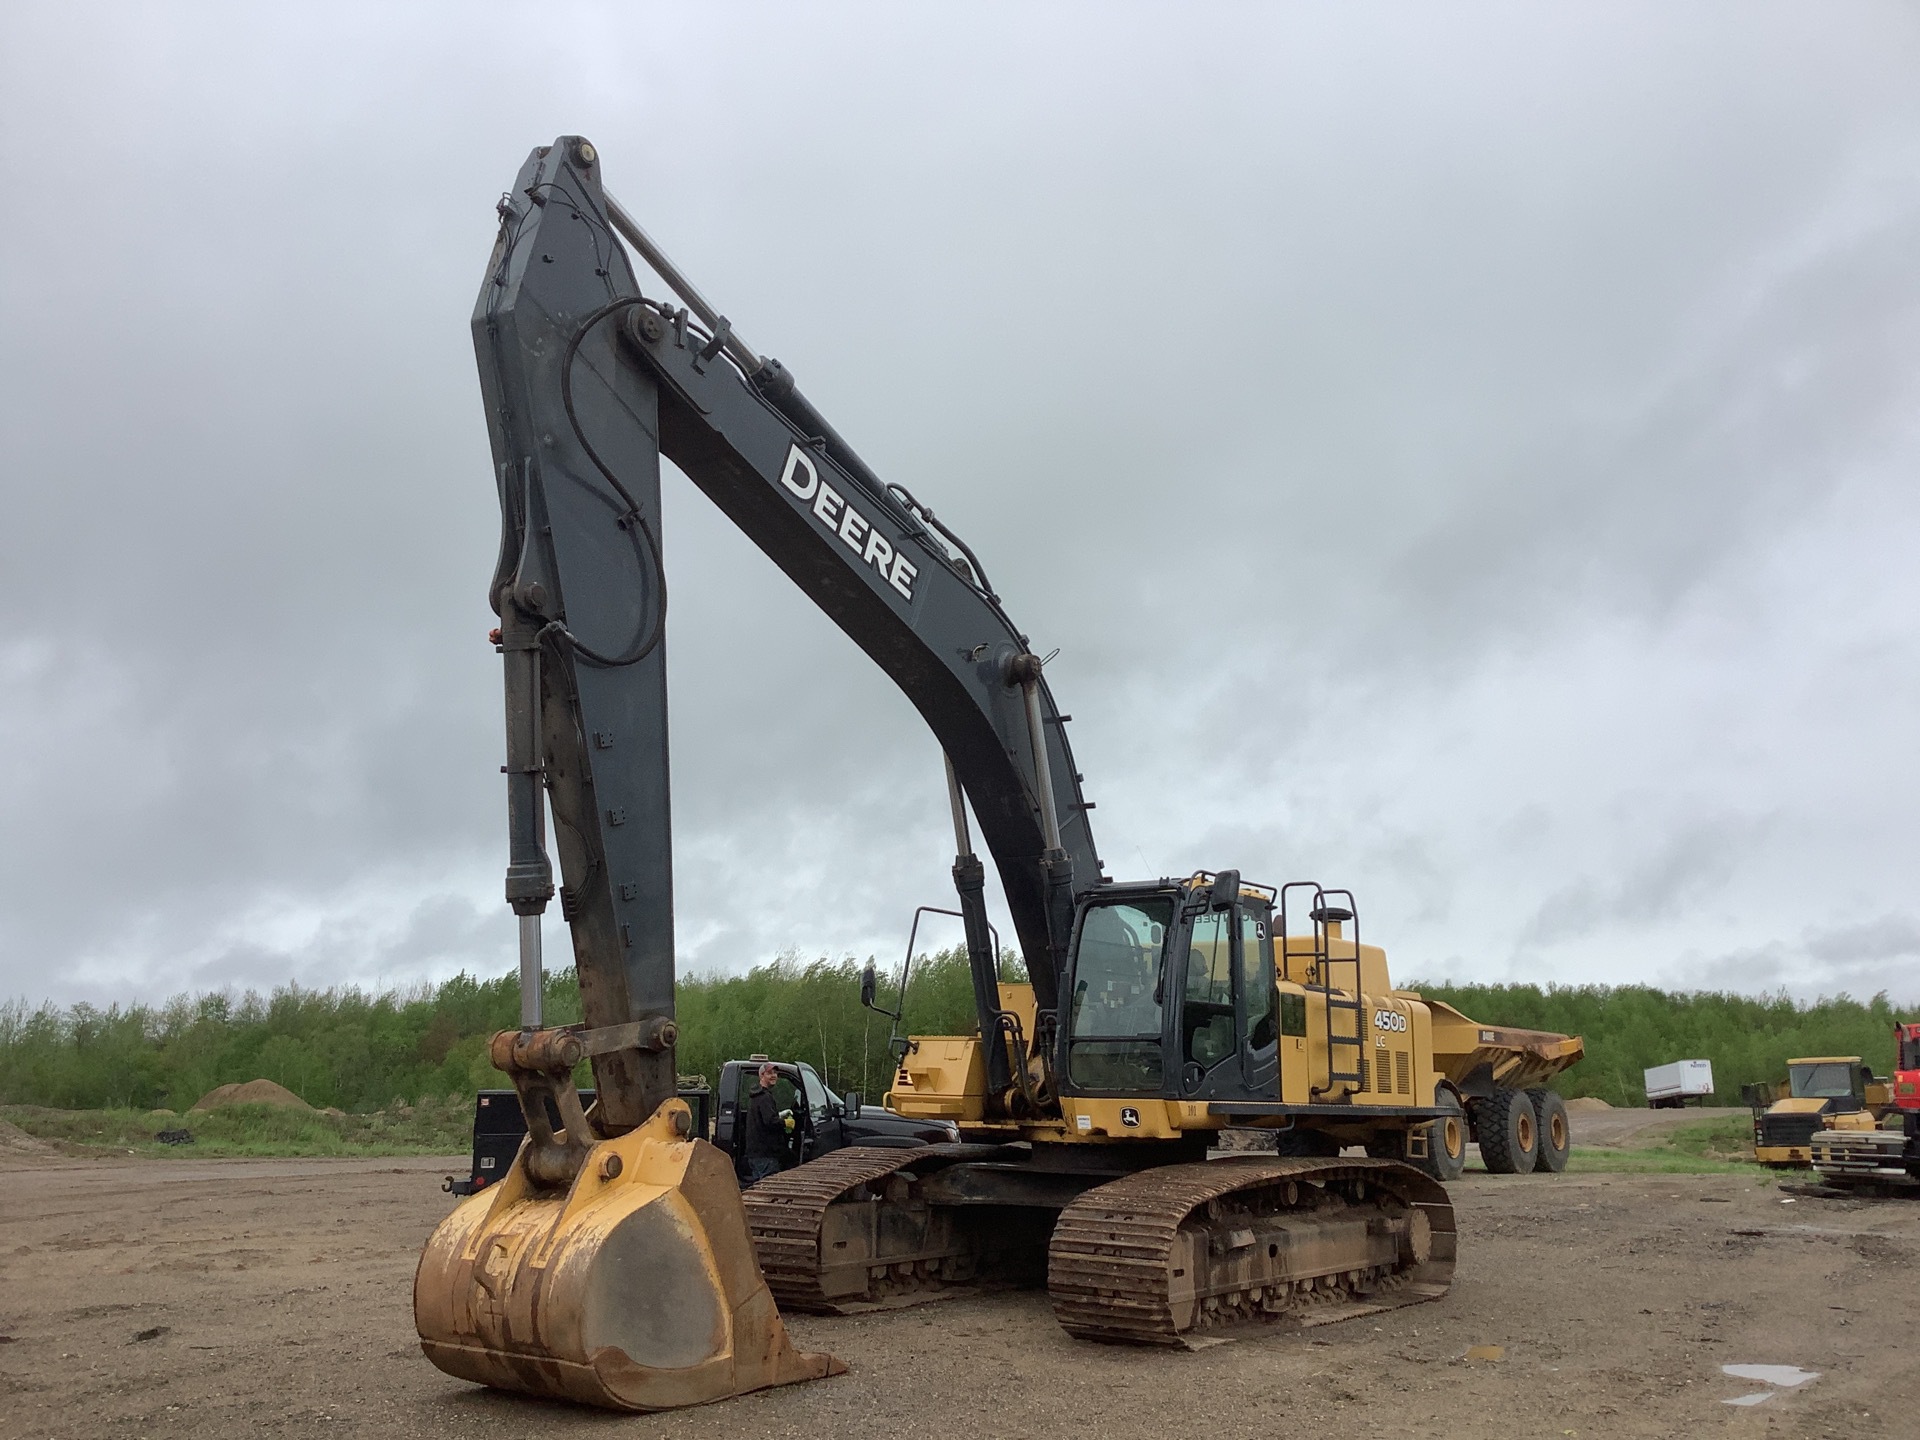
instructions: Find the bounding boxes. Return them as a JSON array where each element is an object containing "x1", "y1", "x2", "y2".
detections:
[
  {"x1": 1473, "y1": 1087, "x2": 1538, "y2": 1174},
  {"x1": 1412, "y1": 1087, "x2": 1468, "y2": 1182},
  {"x1": 1527, "y1": 1087, "x2": 1571, "y2": 1173}
]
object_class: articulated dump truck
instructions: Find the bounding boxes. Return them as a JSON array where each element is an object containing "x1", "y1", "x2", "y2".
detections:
[
  {"x1": 1421, "y1": 1004, "x2": 1586, "y2": 1177},
  {"x1": 413, "y1": 136, "x2": 1584, "y2": 1414}
]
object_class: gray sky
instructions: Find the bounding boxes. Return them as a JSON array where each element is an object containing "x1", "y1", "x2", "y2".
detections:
[{"x1": 3, "y1": 3, "x2": 1917, "y2": 1009}]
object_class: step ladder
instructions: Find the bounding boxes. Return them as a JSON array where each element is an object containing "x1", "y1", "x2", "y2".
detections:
[{"x1": 1279, "y1": 883, "x2": 1365, "y2": 1098}]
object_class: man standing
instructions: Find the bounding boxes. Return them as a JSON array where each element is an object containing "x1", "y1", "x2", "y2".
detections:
[{"x1": 743, "y1": 1062, "x2": 789, "y2": 1184}]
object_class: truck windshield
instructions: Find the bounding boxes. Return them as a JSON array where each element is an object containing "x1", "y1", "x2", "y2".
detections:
[
  {"x1": 1069, "y1": 897, "x2": 1172, "y2": 1091},
  {"x1": 1789, "y1": 1063, "x2": 1857, "y2": 1099}
]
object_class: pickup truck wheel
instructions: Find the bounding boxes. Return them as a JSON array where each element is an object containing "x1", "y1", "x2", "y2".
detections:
[
  {"x1": 1527, "y1": 1088, "x2": 1571, "y2": 1173},
  {"x1": 1415, "y1": 1087, "x2": 1468, "y2": 1182},
  {"x1": 1473, "y1": 1087, "x2": 1538, "y2": 1174}
]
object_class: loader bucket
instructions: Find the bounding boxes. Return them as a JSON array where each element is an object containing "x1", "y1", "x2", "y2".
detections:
[{"x1": 414, "y1": 1097, "x2": 843, "y2": 1411}]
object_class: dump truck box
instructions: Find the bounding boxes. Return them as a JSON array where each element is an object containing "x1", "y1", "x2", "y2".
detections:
[{"x1": 1420, "y1": 1000, "x2": 1586, "y2": 1095}]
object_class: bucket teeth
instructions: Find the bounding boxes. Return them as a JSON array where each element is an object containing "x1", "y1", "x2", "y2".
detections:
[{"x1": 414, "y1": 1098, "x2": 843, "y2": 1411}]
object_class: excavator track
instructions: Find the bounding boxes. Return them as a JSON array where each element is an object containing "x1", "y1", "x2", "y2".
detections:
[
  {"x1": 1047, "y1": 1156, "x2": 1455, "y2": 1346},
  {"x1": 744, "y1": 1145, "x2": 1041, "y2": 1313}
]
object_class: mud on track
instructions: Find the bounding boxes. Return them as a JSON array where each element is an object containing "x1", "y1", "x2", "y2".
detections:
[{"x1": 2, "y1": 1152, "x2": 1914, "y2": 1440}]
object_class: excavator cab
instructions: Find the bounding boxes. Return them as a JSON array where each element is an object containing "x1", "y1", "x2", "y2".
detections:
[
  {"x1": 1061, "y1": 874, "x2": 1279, "y2": 1104},
  {"x1": 1787, "y1": 1059, "x2": 1871, "y2": 1106}
]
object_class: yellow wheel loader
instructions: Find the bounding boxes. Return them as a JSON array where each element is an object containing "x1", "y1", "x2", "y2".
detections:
[
  {"x1": 415, "y1": 137, "x2": 1577, "y2": 1412},
  {"x1": 1748, "y1": 1057, "x2": 1888, "y2": 1166}
]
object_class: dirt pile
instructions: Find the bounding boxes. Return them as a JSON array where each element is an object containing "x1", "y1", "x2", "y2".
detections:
[
  {"x1": 0, "y1": 1117, "x2": 55, "y2": 1156},
  {"x1": 1566, "y1": 1096, "x2": 1613, "y2": 1112},
  {"x1": 191, "y1": 1079, "x2": 314, "y2": 1112}
]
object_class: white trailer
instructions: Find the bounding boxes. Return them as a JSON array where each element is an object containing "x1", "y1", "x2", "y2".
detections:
[{"x1": 1644, "y1": 1059, "x2": 1714, "y2": 1108}]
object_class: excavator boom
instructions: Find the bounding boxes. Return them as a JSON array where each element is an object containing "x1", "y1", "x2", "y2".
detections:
[{"x1": 417, "y1": 135, "x2": 1104, "y2": 1411}]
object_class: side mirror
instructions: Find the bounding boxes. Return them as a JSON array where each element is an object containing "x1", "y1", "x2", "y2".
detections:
[
  {"x1": 1211, "y1": 869, "x2": 1240, "y2": 910},
  {"x1": 844, "y1": 1091, "x2": 863, "y2": 1118},
  {"x1": 860, "y1": 962, "x2": 878, "y2": 1009}
]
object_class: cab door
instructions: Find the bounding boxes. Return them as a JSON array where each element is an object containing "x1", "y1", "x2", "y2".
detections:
[
  {"x1": 1237, "y1": 901, "x2": 1279, "y2": 1095},
  {"x1": 1175, "y1": 893, "x2": 1279, "y2": 1102},
  {"x1": 796, "y1": 1064, "x2": 842, "y2": 1158}
]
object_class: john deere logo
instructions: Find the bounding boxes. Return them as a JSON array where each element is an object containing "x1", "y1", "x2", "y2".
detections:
[{"x1": 1120, "y1": 1107, "x2": 1140, "y2": 1128}]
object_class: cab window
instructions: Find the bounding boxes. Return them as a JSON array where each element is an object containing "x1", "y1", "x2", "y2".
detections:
[
  {"x1": 1788, "y1": 1062, "x2": 1857, "y2": 1099},
  {"x1": 1279, "y1": 991, "x2": 1307, "y2": 1037},
  {"x1": 1183, "y1": 910, "x2": 1235, "y2": 1069},
  {"x1": 1240, "y1": 909, "x2": 1275, "y2": 1048},
  {"x1": 1069, "y1": 898, "x2": 1171, "y2": 1090}
]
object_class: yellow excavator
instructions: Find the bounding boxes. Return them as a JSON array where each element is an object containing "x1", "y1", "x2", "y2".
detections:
[{"x1": 414, "y1": 137, "x2": 1565, "y2": 1411}]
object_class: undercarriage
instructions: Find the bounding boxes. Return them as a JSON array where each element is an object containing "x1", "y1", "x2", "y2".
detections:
[{"x1": 744, "y1": 1144, "x2": 1456, "y2": 1346}]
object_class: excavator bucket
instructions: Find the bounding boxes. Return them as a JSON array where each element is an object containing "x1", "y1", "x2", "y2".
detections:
[{"x1": 414, "y1": 1098, "x2": 843, "y2": 1411}]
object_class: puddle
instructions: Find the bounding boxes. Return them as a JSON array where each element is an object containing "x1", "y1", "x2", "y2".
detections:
[
  {"x1": 1722, "y1": 1365, "x2": 1820, "y2": 1388},
  {"x1": 1720, "y1": 1363, "x2": 1821, "y2": 1407}
]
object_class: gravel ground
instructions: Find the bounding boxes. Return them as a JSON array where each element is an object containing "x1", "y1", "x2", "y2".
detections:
[
  {"x1": 2, "y1": 1141, "x2": 1913, "y2": 1440},
  {"x1": 1561, "y1": 1104, "x2": 1749, "y2": 1148}
]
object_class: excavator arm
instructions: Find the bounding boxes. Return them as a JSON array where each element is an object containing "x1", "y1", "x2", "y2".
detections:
[
  {"x1": 479, "y1": 136, "x2": 1102, "y2": 1126},
  {"x1": 418, "y1": 135, "x2": 1104, "y2": 1410}
]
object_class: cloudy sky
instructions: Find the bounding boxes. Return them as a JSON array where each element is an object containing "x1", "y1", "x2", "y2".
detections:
[{"x1": 4, "y1": 3, "x2": 1917, "y2": 1010}]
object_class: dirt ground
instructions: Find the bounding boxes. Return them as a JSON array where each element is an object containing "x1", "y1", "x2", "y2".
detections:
[
  {"x1": 2, "y1": 1137, "x2": 1915, "y2": 1440},
  {"x1": 1560, "y1": 1103, "x2": 1748, "y2": 1148}
]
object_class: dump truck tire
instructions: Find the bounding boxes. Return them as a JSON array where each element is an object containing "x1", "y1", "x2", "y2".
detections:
[
  {"x1": 1473, "y1": 1087, "x2": 1538, "y2": 1174},
  {"x1": 1527, "y1": 1088, "x2": 1570, "y2": 1173},
  {"x1": 1416, "y1": 1088, "x2": 1468, "y2": 1182}
]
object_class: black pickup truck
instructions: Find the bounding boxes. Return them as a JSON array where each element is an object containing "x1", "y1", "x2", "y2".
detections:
[{"x1": 446, "y1": 1057, "x2": 955, "y2": 1195}]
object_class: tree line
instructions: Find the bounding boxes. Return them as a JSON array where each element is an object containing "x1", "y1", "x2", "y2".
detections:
[{"x1": 1, "y1": 954, "x2": 1908, "y2": 1113}]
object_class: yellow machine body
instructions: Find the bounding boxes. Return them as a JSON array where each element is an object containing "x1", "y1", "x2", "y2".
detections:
[
  {"x1": 889, "y1": 918, "x2": 1574, "y2": 1151},
  {"x1": 1754, "y1": 1096, "x2": 1831, "y2": 1166},
  {"x1": 414, "y1": 1097, "x2": 841, "y2": 1410},
  {"x1": 1751, "y1": 1057, "x2": 1876, "y2": 1167},
  {"x1": 1828, "y1": 1110, "x2": 1881, "y2": 1133}
]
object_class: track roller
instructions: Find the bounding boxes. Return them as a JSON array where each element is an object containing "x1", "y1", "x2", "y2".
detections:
[
  {"x1": 744, "y1": 1145, "x2": 1047, "y2": 1312},
  {"x1": 1047, "y1": 1157, "x2": 1454, "y2": 1346}
]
